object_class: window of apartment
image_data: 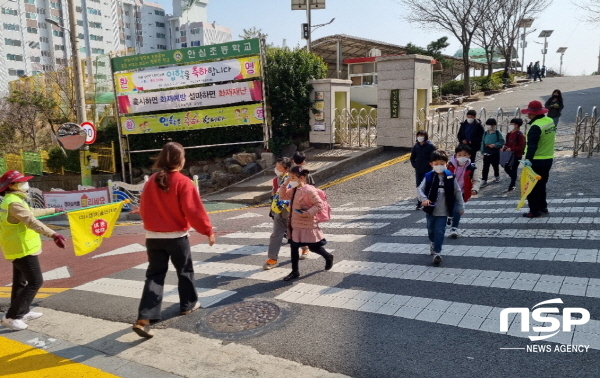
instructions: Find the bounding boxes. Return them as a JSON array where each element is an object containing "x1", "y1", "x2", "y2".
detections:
[
  {"x1": 126, "y1": 35, "x2": 132, "y2": 40},
  {"x1": 39, "y1": 36, "x2": 49, "y2": 43},
  {"x1": 50, "y1": 2, "x2": 62, "y2": 10},
  {"x1": 31, "y1": 57, "x2": 41, "y2": 63},
  {"x1": 38, "y1": 21, "x2": 47, "y2": 28},
  {"x1": 190, "y1": 28, "x2": 200, "y2": 35},
  {"x1": 56, "y1": 58, "x2": 67, "y2": 65},
  {"x1": 37, "y1": 8, "x2": 46, "y2": 14},
  {"x1": 125, "y1": 23, "x2": 130, "y2": 28},
  {"x1": 24, "y1": 0, "x2": 36, "y2": 4},
  {"x1": 41, "y1": 50, "x2": 50, "y2": 57},
  {"x1": 155, "y1": 21, "x2": 165, "y2": 27},
  {"x1": 3, "y1": 23, "x2": 20, "y2": 31},
  {"x1": 94, "y1": 74, "x2": 107, "y2": 80},
  {"x1": 7, "y1": 54, "x2": 24, "y2": 61},
  {"x1": 88, "y1": 8, "x2": 101, "y2": 15},
  {"x1": 156, "y1": 32, "x2": 165, "y2": 39},
  {"x1": 175, "y1": 38, "x2": 179, "y2": 43},
  {"x1": 26, "y1": 12, "x2": 37, "y2": 19},
  {"x1": 157, "y1": 44, "x2": 166, "y2": 50},
  {"x1": 4, "y1": 38, "x2": 21, "y2": 47},
  {"x1": 1, "y1": 8, "x2": 18, "y2": 16},
  {"x1": 180, "y1": 31, "x2": 186, "y2": 37},
  {"x1": 54, "y1": 44, "x2": 65, "y2": 51},
  {"x1": 181, "y1": 43, "x2": 187, "y2": 47},
  {"x1": 191, "y1": 41, "x2": 200, "y2": 47},
  {"x1": 28, "y1": 41, "x2": 40, "y2": 49},
  {"x1": 124, "y1": 10, "x2": 129, "y2": 16},
  {"x1": 77, "y1": 20, "x2": 83, "y2": 26},
  {"x1": 92, "y1": 48, "x2": 104, "y2": 54},
  {"x1": 76, "y1": 6, "x2": 82, "y2": 12},
  {"x1": 89, "y1": 22, "x2": 102, "y2": 28},
  {"x1": 26, "y1": 27, "x2": 38, "y2": 34},
  {"x1": 77, "y1": 33, "x2": 84, "y2": 39},
  {"x1": 90, "y1": 0, "x2": 100, "y2": 3},
  {"x1": 154, "y1": 9, "x2": 164, "y2": 16},
  {"x1": 52, "y1": 30, "x2": 64, "y2": 37},
  {"x1": 8, "y1": 69, "x2": 26, "y2": 76},
  {"x1": 90, "y1": 34, "x2": 103, "y2": 41},
  {"x1": 79, "y1": 47, "x2": 86, "y2": 53}
]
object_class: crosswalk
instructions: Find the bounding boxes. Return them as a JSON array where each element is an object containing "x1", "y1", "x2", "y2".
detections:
[{"x1": 66, "y1": 195, "x2": 600, "y2": 351}]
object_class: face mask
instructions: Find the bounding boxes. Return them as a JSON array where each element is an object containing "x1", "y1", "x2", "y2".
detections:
[
  {"x1": 417, "y1": 137, "x2": 425, "y2": 143},
  {"x1": 552, "y1": 94, "x2": 558, "y2": 97},
  {"x1": 289, "y1": 181, "x2": 299, "y2": 188},
  {"x1": 16, "y1": 182, "x2": 30, "y2": 192},
  {"x1": 433, "y1": 165, "x2": 446, "y2": 173},
  {"x1": 508, "y1": 125, "x2": 515, "y2": 132},
  {"x1": 466, "y1": 118, "x2": 475, "y2": 124},
  {"x1": 457, "y1": 157, "x2": 469, "y2": 165},
  {"x1": 274, "y1": 168, "x2": 284, "y2": 176},
  {"x1": 484, "y1": 125, "x2": 492, "y2": 131}
]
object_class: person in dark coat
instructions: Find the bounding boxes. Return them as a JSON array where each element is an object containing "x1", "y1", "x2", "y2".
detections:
[
  {"x1": 527, "y1": 63, "x2": 533, "y2": 79},
  {"x1": 457, "y1": 109, "x2": 484, "y2": 163},
  {"x1": 410, "y1": 130, "x2": 436, "y2": 210},
  {"x1": 544, "y1": 89, "x2": 564, "y2": 126}
]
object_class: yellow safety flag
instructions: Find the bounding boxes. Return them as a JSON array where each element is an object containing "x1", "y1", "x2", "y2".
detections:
[
  {"x1": 67, "y1": 201, "x2": 124, "y2": 256},
  {"x1": 516, "y1": 166, "x2": 542, "y2": 210}
]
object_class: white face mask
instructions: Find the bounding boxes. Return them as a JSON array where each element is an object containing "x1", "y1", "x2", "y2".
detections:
[
  {"x1": 508, "y1": 125, "x2": 515, "y2": 132},
  {"x1": 16, "y1": 182, "x2": 30, "y2": 192},
  {"x1": 417, "y1": 136, "x2": 425, "y2": 143},
  {"x1": 484, "y1": 125, "x2": 492, "y2": 131},
  {"x1": 433, "y1": 165, "x2": 446, "y2": 173},
  {"x1": 289, "y1": 181, "x2": 299, "y2": 188},
  {"x1": 457, "y1": 157, "x2": 469, "y2": 165},
  {"x1": 466, "y1": 118, "x2": 475, "y2": 123},
  {"x1": 274, "y1": 167, "x2": 284, "y2": 176}
]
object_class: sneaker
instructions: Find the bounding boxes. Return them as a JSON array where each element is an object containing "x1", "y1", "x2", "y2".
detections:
[
  {"x1": 494, "y1": 177, "x2": 500, "y2": 183},
  {"x1": 523, "y1": 211, "x2": 542, "y2": 218},
  {"x1": 263, "y1": 259, "x2": 278, "y2": 270},
  {"x1": 180, "y1": 301, "x2": 201, "y2": 316},
  {"x1": 299, "y1": 249, "x2": 310, "y2": 260},
  {"x1": 415, "y1": 203, "x2": 422, "y2": 210},
  {"x1": 480, "y1": 180, "x2": 487, "y2": 187},
  {"x1": 429, "y1": 243, "x2": 435, "y2": 255},
  {"x1": 1, "y1": 316, "x2": 28, "y2": 331},
  {"x1": 508, "y1": 185, "x2": 515, "y2": 192},
  {"x1": 325, "y1": 254, "x2": 334, "y2": 270},
  {"x1": 22, "y1": 311, "x2": 43, "y2": 321},
  {"x1": 450, "y1": 227, "x2": 459, "y2": 238},
  {"x1": 432, "y1": 254, "x2": 443, "y2": 264},
  {"x1": 541, "y1": 208, "x2": 549, "y2": 215},
  {"x1": 283, "y1": 271, "x2": 300, "y2": 281}
]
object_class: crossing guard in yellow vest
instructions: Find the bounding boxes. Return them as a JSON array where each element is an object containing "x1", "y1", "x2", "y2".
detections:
[{"x1": 0, "y1": 171, "x2": 66, "y2": 331}]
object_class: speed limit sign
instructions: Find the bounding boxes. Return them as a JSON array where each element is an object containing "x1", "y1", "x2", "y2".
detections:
[{"x1": 81, "y1": 121, "x2": 97, "y2": 145}]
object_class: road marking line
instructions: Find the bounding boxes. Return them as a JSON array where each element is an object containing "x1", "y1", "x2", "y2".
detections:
[
  {"x1": 74, "y1": 278, "x2": 235, "y2": 307},
  {"x1": 331, "y1": 259, "x2": 600, "y2": 298},
  {"x1": 133, "y1": 261, "x2": 292, "y2": 281},
  {"x1": 190, "y1": 243, "x2": 325, "y2": 260},
  {"x1": 253, "y1": 221, "x2": 390, "y2": 229},
  {"x1": 91, "y1": 243, "x2": 146, "y2": 259},
  {"x1": 226, "y1": 212, "x2": 265, "y2": 220},
  {"x1": 364, "y1": 242, "x2": 599, "y2": 263},
  {"x1": 274, "y1": 283, "x2": 600, "y2": 349},
  {"x1": 221, "y1": 231, "x2": 365, "y2": 242},
  {"x1": 42, "y1": 266, "x2": 71, "y2": 281},
  {"x1": 392, "y1": 228, "x2": 600, "y2": 240}
]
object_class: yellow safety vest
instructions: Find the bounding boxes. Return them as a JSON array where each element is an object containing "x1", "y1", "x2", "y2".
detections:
[{"x1": 0, "y1": 193, "x2": 42, "y2": 260}]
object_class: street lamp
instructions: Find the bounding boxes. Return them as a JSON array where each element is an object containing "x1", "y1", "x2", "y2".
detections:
[
  {"x1": 311, "y1": 17, "x2": 335, "y2": 33},
  {"x1": 538, "y1": 30, "x2": 554, "y2": 69},
  {"x1": 45, "y1": 3, "x2": 92, "y2": 186},
  {"x1": 291, "y1": 0, "x2": 326, "y2": 52},
  {"x1": 518, "y1": 18, "x2": 534, "y2": 74},
  {"x1": 557, "y1": 47, "x2": 567, "y2": 76}
]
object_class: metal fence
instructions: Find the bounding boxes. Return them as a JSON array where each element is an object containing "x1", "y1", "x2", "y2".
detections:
[
  {"x1": 94, "y1": 142, "x2": 117, "y2": 174},
  {"x1": 333, "y1": 108, "x2": 378, "y2": 147},
  {"x1": 573, "y1": 106, "x2": 600, "y2": 157},
  {"x1": 417, "y1": 107, "x2": 523, "y2": 152}
]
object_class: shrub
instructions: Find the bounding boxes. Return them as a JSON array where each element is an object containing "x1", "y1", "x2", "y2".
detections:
[{"x1": 441, "y1": 80, "x2": 464, "y2": 95}]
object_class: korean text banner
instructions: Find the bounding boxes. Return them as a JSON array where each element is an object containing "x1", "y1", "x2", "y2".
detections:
[
  {"x1": 111, "y1": 39, "x2": 260, "y2": 72},
  {"x1": 67, "y1": 201, "x2": 124, "y2": 256},
  {"x1": 43, "y1": 188, "x2": 110, "y2": 211},
  {"x1": 117, "y1": 81, "x2": 263, "y2": 114},
  {"x1": 517, "y1": 166, "x2": 541, "y2": 210},
  {"x1": 114, "y1": 56, "x2": 261, "y2": 93},
  {"x1": 121, "y1": 103, "x2": 264, "y2": 135}
]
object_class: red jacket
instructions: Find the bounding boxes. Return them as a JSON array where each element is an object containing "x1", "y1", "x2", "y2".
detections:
[
  {"x1": 504, "y1": 131, "x2": 526, "y2": 160},
  {"x1": 140, "y1": 171, "x2": 213, "y2": 236},
  {"x1": 447, "y1": 162, "x2": 478, "y2": 202}
]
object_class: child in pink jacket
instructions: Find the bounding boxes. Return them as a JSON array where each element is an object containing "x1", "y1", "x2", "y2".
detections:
[{"x1": 278, "y1": 166, "x2": 334, "y2": 281}]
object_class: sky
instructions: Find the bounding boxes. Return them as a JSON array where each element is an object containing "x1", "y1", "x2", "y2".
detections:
[{"x1": 154, "y1": 0, "x2": 600, "y2": 76}]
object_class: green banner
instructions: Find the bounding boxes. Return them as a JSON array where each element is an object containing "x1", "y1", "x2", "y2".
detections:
[{"x1": 111, "y1": 39, "x2": 261, "y2": 72}]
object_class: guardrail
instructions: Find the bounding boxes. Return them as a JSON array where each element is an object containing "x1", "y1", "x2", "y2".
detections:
[
  {"x1": 573, "y1": 106, "x2": 600, "y2": 157},
  {"x1": 334, "y1": 108, "x2": 377, "y2": 147}
]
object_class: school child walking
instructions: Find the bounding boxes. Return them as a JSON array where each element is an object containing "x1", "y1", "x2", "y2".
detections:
[
  {"x1": 278, "y1": 166, "x2": 334, "y2": 281},
  {"x1": 417, "y1": 151, "x2": 464, "y2": 264},
  {"x1": 480, "y1": 118, "x2": 505, "y2": 187},
  {"x1": 502, "y1": 118, "x2": 526, "y2": 191},
  {"x1": 292, "y1": 151, "x2": 314, "y2": 259},
  {"x1": 263, "y1": 158, "x2": 292, "y2": 270},
  {"x1": 0, "y1": 170, "x2": 66, "y2": 331},
  {"x1": 446, "y1": 145, "x2": 480, "y2": 238},
  {"x1": 410, "y1": 130, "x2": 436, "y2": 210}
]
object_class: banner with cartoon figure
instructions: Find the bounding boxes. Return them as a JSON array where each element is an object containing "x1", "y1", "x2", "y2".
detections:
[
  {"x1": 43, "y1": 188, "x2": 111, "y2": 210},
  {"x1": 120, "y1": 103, "x2": 264, "y2": 135},
  {"x1": 517, "y1": 166, "x2": 542, "y2": 210},
  {"x1": 114, "y1": 56, "x2": 261, "y2": 93},
  {"x1": 117, "y1": 81, "x2": 263, "y2": 114},
  {"x1": 67, "y1": 201, "x2": 124, "y2": 256}
]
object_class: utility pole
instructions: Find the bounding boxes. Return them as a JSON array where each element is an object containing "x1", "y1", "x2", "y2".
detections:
[
  {"x1": 539, "y1": 30, "x2": 554, "y2": 70},
  {"x1": 518, "y1": 18, "x2": 534, "y2": 74},
  {"x1": 557, "y1": 47, "x2": 567, "y2": 76},
  {"x1": 306, "y1": 0, "x2": 311, "y2": 52}
]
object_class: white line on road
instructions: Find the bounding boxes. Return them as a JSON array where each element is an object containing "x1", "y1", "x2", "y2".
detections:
[
  {"x1": 221, "y1": 232, "x2": 365, "y2": 242},
  {"x1": 415, "y1": 216, "x2": 600, "y2": 224},
  {"x1": 392, "y1": 228, "x2": 600, "y2": 240},
  {"x1": 133, "y1": 261, "x2": 293, "y2": 281},
  {"x1": 253, "y1": 222, "x2": 390, "y2": 229},
  {"x1": 91, "y1": 243, "x2": 146, "y2": 259},
  {"x1": 190, "y1": 243, "x2": 329, "y2": 260}
]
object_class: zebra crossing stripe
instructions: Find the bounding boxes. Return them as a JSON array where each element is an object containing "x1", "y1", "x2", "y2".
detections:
[
  {"x1": 133, "y1": 261, "x2": 292, "y2": 281},
  {"x1": 416, "y1": 216, "x2": 600, "y2": 224},
  {"x1": 74, "y1": 278, "x2": 235, "y2": 307},
  {"x1": 333, "y1": 214, "x2": 410, "y2": 220},
  {"x1": 330, "y1": 259, "x2": 600, "y2": 298},
  {"x1": 392, "y1": 228, "x2": 600, "y2": 240},
  {"x1": 363, "y1": 243, "x2": 600, "y2": 263},
  {"x1": 190, "y1": 243, "x2": 329, "y2": 260},
  {"x1": 221, "y1": 232, "x2": 365, "y2": 242},
  {"x1": 274, "y1": 283, "x2": 600, "y2": 350},
  {"x1": 253, "y1": 222, "x2": 390, "y2": 229},
  {"x1": 450, "y1": 207, "x2": 600, "y2": 215}
]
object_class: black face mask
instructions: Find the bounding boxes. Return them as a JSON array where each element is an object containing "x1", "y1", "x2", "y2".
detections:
[{"x1": 552, "y1": 94, "x2": 559, "y2": 98}]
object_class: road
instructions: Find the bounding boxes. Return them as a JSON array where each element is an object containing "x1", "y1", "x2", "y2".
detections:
[{"x1": 2, "y1": 76, "x2": 600, "y2": 378}]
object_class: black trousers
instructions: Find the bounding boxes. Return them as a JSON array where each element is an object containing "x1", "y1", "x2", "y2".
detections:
[
  {"x1": 7, "y1": 254, "x2": 44, "y2": 319},
  {"x1": 137, "y1": 236, "x2": 197, "y2": 320},
  {"x1": 290, "y1": 241, "x2": 331, "y2": 273},
  {"x1": 503, "y1": 160, "x2": 519, "y2": 187},
  {"x1": 527, "y1": 160, "x2": 553, "y2": 213},
  {"x1": 482, "y1": 153, "x2": 500, "y2": 180}
]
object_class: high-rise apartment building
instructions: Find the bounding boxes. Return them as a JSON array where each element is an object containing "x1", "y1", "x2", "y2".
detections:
[{"x1": 0, "y1": 0, "x2": 232, "y2": 95}]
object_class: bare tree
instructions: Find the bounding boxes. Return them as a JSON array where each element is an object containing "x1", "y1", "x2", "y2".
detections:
[
  {"x1": 494, "y1": 0, "x2": 552, "y2": 75},
  {"x1": 473, "y1": 1, "x2": 505, "y2": 78},
  {"x1": 572, "y1": 0, "x2": 600, "y2": 23},
  {"x1": 398, "y1": 0, "x2": 488, "y2": 96}
]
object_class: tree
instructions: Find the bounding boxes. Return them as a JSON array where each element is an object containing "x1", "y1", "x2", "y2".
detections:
[
  {"x1": 473, "y1": 1, "x2": 504, "y2": 78},
  {"x1": 239, "y1": 27, "x2": 268, "y2": 40},
  {"x1": 573, "y1": 0, "x2": 600, "y2": 23},
  {"x1": 399, "y1": 0, "x2": 488, "y2": 96},
  {"x1": 404, "y1": 37, "x2": 453, "y2": 67}
]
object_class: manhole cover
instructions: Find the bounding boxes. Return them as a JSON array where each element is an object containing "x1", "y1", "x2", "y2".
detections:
[{"x1": 206, "y1": 301, "x2": 280, "y2": 333}]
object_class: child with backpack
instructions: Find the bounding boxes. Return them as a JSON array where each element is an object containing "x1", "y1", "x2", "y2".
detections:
[
  {"x1": 292, "y1": 151, "x2": 314, "y2": 259},
  {"x1": 502, "y1": 118, "x2": 526, "y2": 192},
  {"x1": 278, "y1": 166, "x2": 333, "y2": 281},
  {"x1": 263, "y1": 157, "x2": 292, "y2": 270},
  {"x1": 447, "y1": 144, "x2": 480, "y2": 238},
  {"x1": 480, "y1": 118, "x2": 505, "y2": 187},
  {"x1": 410, "y1": 130, "x2": 437, "y2": 210},
  {"x1": 417, "y1": 150, "x2": 464, "y2": 264}
]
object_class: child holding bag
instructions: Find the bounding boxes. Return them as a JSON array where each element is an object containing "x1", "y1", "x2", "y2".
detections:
[{"x1": 480, "y1": 118, "x2": 505, "y2": 187}]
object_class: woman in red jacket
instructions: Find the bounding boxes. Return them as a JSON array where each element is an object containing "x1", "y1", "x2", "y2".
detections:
[
  {"x1": 133, "y1": 142, "x2": 215, "y2": 338},
  {"x1": 502, "y1": 118, "x2": 526, "y2": 191}
]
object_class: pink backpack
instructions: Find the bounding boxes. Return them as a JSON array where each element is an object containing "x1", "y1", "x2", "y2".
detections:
[{"x1": 303, "y1": 185, "x2": 331, "y2": 222}]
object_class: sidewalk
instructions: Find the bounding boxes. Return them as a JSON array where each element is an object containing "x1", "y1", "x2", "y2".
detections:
[{"x1": 1, "y1": 308, "x2": 347, "y2": 378}]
